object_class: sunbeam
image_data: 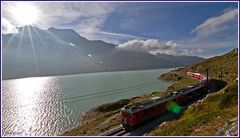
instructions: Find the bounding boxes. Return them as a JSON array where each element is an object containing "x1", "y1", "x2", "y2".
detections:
[
  {"x1": 44, "y1": 29, "x2": 102, "y2": 71},
  {"x1": 45, "y1": 29, "x2": 68, "y2": 45},
  {"x1": 17, "y1": 26, "x2": 25, "y2": 57},
  {"x1": 31, "y1": 26, "x2": 46, "y2": 46},
  {"x1": 27, "y1": 26, "x2": 40, "y2": 75}
]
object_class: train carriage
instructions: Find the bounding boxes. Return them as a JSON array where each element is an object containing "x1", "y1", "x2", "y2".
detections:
[{"x1": 120, "y1": 97, "x2": 167, "y2": 130}]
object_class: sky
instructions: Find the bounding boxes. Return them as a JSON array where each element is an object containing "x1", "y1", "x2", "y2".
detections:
[{"x1": 1, "y1": 1, "x2": 239, "y2": 58}]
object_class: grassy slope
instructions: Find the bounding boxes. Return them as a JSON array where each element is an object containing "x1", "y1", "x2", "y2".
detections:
[{"x1": 148, "y1": 49, "x2": 238, "y2": 136}]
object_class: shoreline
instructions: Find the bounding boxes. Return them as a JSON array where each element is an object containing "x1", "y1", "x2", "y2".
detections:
[{"x1": 3, "y1": 67, "x2": 175, "y2": 81}]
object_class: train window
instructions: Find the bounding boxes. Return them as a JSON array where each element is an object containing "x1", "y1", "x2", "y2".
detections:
[
  {"x1": 131, "y1": 106, "x2": 137, "y2": 110},
  {"x1": 145, "y1": 108, "x2": 154, "y2": 114},
  {"x1": 124, "y1": 105, "x2": 130, "y2": 109}
]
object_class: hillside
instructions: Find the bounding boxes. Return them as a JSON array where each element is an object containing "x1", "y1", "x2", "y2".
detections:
[
  {"x1": 2, "y1": 26, "x2": 203, "y2": 79},
  {"x1": 62, "y1": 49, "x2": 238, "y2": 136},
  {"x1": 147, "y1": 48, "x2": 238, "y2": 136},
  {"x1": 175, "y1": 48, "x2": 238, "y2": 83}
]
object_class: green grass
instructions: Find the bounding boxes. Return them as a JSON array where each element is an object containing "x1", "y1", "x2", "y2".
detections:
[
  {"x1": 153, "y1": 111, "x2": 224, "y2": 136},
  {"x1": 218, "y1": 83, "x2": 238, "y2": 109}
]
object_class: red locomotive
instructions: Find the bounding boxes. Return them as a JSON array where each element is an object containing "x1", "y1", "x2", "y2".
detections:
[{"x1": 120, "y1": 71, "x2": 210, "y2": 131}]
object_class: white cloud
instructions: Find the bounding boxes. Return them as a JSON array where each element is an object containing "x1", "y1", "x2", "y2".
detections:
[
  {"x1": 175, "y1": 34, "x2": 237, "y2": 58},
  {"x1": 166, "y1": 40, "x2": 177, "y2": 48},
  {"x1": 183, "y1": 7, "x2": 238, "y2": 57},
  {"x1": 2, "y1": 2, "x2": 141, "y2": 45},
  {"x1": 2, "y1": 2, "x2": 117, "y2": 34},
  {"x1": 191, "y1": 8, "x2": 238, "y2": 37},
  {"x1": 2, "y1": 18, "x2": 18, "y2": 34},
  {"x1": 116, "y1": 39, "x2": 203, "y2": 56},
  {"x1": 2, "y1": 2, "x2": 144, "y2": 45}
]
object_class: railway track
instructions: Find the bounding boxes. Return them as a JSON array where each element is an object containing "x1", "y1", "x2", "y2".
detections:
[{"x1": 100, "y1": 125, "x2": 127, "y2": 136}]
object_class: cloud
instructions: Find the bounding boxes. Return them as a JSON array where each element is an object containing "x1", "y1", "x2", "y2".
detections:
[
  {"x1": 116, "y1": 39, "x2": 203, "y2": 56},
  {"x1": 166, "y1": 40, "x2": 177, "y2": 48},
  {"x1": 1, "y1": 2, "x2": 144, "y2": 45},
  {"x1": 2, "y1": 2, "x2": 117, "y2": 34},
  {"x1": 2, "y1": 2, "x2": 140, "y2": 45},
  {"x1": 191, "y1": 8, "x2": 238, "y2": 37},
  {"x1": 181, "y1": 7, "x2": 238, "y2": 57},
  {"x1": 2, "y1": 18, "x2": 18, "y2": 34},
  {"x1": 180, "y1": 34, "x2": 237, "y2": 57}
]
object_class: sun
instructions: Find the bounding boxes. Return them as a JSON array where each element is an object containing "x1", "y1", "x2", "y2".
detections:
[{"x1": 10, "y1": 3, "x2": 40, "y2": 26}]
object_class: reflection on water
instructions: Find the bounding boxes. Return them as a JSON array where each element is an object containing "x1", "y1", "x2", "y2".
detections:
[
  {"x1": 3, "y1": 77, "x2": 54, "y2": 136},
  {"x1": 13, "y1": 77, "x2": 50, "y2": 108},
  {"x1": 2, "y1": 69, "x2": 172, "y2": 136}
]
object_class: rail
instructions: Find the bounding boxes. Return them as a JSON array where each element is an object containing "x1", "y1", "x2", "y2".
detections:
[{"x1": 99, "y1": 125, "x2": 127, "y2": 136}]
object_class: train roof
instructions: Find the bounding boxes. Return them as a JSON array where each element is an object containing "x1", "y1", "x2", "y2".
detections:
[{"x1": 121, "y1": 84, "x2": 206, "y2": 113}]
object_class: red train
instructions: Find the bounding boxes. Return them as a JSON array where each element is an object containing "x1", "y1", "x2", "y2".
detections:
[
  {"x1": 186, "y1": 71, "x2": 206, "y2": 81},
  {"x1": 120, "y1": 72, "x2": 210, "y2": 131}
]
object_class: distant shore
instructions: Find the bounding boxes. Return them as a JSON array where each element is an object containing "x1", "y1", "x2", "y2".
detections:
[{"x1": 2, "y1": 67, "x2": 175, "y2": 80}]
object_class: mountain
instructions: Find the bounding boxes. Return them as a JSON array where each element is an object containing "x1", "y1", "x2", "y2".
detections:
[{"x1": 2, "y1": 26, "x2": 203, "y2": 79}]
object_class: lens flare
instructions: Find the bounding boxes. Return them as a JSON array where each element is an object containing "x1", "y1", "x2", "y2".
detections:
[{"x1": 166, "y1": 101, "x2": 182, "y2": 114}]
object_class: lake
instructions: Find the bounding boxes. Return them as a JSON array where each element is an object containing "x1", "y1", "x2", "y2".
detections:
[{"x1": 2, "y1": 68, "x2": 173, "y2": 136}]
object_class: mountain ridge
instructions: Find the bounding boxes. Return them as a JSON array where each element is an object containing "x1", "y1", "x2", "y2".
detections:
[{"x1": 2, "y1": 26, "x2": 204, "y2": 79}]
